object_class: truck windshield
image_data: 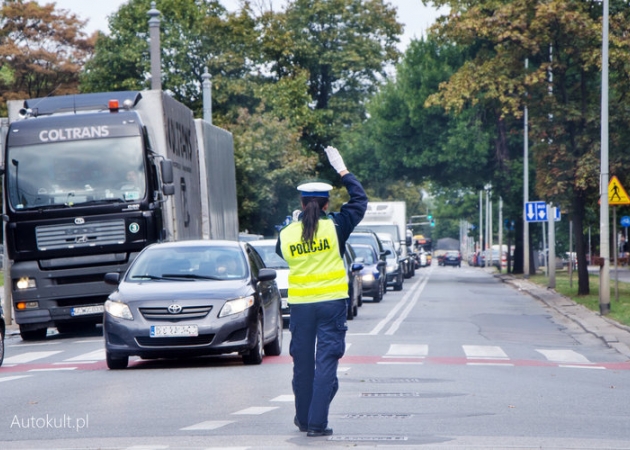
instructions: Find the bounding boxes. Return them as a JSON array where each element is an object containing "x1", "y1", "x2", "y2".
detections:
[{"x1": 7, "y1": 136, "x2": 146, "y2": 210}]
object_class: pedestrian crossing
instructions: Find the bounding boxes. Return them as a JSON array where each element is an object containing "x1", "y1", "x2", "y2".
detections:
[{"x1": 1, "y1": 342, "x2": 626, "y2": 376}]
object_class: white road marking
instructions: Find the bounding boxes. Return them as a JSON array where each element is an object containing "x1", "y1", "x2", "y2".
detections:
[
  {"x1": 463, "y1": 345, "x2": 509, "y2": 360},
  {"x1": 4, "y1": 351, "x2": 62, "y2": 364},
  {"x1": 536, "y1": 349, "x2": 591, "y2": 363},
  {"x1": 180, "y1": 420, "x2": 234, "y2": 430},
  {"x1": 232, "y1": 406, "x2": 279, "y2": 415}
]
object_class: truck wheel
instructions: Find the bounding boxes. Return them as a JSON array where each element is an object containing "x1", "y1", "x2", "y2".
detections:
[
  {"x1": 243, "y1": 319, "x2": 264, "y2": 365},
  {"x1": 19, "y1": 326, "x2": 47, "y2": 341},
  {"x1": 106, "y1": 351, "x2": 128, "y2": 370}
]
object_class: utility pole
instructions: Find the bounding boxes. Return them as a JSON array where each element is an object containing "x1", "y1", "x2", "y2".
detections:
[{"x1": 600, "y1": 0, "x2": 611, "y2": 314}]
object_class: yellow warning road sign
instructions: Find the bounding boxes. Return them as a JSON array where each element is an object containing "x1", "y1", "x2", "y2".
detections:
[{"x1": 608, "y1": 176, "x2": 630, "y2": 205}]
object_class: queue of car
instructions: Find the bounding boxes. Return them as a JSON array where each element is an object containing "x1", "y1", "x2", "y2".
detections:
[{"x1": 1, "y1": 229, "x2": 429, "y2": 370}]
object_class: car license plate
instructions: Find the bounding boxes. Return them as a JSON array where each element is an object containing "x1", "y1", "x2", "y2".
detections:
[
  {"x1": 281, "y1": 298, "x2": 288, "y2": 309},
  {"x1": 150, "y1": 325, "x2": 199, "y2": 337},
  {"x1": 70, "y1": 305, "x2": 105, "y2": 316}
]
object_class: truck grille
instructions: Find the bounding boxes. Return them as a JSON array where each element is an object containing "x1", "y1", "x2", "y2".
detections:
[{"x1": 36, "y1": 220, "x2": 126, "y2": 250}]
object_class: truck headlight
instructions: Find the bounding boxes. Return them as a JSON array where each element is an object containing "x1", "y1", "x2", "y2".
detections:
[
  {"x1": 219, "y1": 296, "x2": 254, "y2": 317},
  {"x1": 16, "y1": 277, "x2": 36, "y2": 290},
  {"x1": 105, "y1": 300, "x2": 133, "y2": 320}
]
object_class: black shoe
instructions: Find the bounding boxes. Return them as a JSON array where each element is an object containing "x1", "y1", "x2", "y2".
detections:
[
  {"x1": 307, "y1": 428, "x2": 333, "y2": 437},
  {"x1": 294, "y1": 417, "x2": 307, "y2": 432}
]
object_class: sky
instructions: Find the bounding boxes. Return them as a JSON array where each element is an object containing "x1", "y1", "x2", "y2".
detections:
[{"x1": 43, "y1": 0, "x2": 448, "y2": 51}]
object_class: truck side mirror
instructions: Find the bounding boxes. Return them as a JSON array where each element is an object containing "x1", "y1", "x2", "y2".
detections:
[
  {"x1": 160, "y1": 159, "x2": 174, "y2": 184},
  {"x1": 162, "y1": 184, "x2": 175, "y2": 196}
]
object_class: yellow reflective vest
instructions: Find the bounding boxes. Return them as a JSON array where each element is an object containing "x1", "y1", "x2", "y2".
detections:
[{"x1": 280, "y1": 218, "x2": 348, "y2": 304}]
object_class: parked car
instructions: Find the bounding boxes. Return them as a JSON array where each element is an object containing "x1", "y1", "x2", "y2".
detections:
[
  {"x1": 350, "y1": 243, "x2": 387, "y2": 302},
  {"x1": 0, "y1": 305, "x2": 5, "y2": 367},
  {"x1": 442, "y1": 250, "x2": 462, "y2": 267},
  {"x1": 103, "y1": 240, "x2": 283, "y2": 369},
  {"x1": 249, "y1": 239, "x2": 290, "y2": 323},
  {"x1": 383, "y1": 241, "x2": 404, "y2": 291},
  {"x1": 348, "y1": 229, "x2": 388, "y2": 299},
  {"x1": 343, "y1": 243, "x2": 364, "y2": 319}
]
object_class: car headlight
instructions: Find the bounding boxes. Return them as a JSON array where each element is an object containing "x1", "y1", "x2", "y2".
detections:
[
  {"x1": 219, "y1": 296, "x2": 255, "y2": 317},
  {"x1": 105, "y1": 300, "x2": 133, "y2": 320},
  {"x1": 362, "y1": 273, "x2": 375, "y2": 282},
  {"x1": 386, "y1": 264, "x2": 396, "y2": 273}
]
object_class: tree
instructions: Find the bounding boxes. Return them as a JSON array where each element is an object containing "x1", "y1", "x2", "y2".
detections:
[
  {"x1": 259, "y1": 0, "x2": 403, "y2": 153},
  {"x1": 229, "y1": 105, "x2": 317, "y2": 235},
  {"x1": 0, "y1": 0, "x2": 94, "y2": 114},
  {"x1": 424, "y1": 0, "x2": 630, "y2": 294}
]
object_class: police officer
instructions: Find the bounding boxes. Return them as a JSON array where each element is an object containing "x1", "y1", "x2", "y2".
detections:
[{"x1": 276, "y1": 146, "x2": 367, "y2": 437}]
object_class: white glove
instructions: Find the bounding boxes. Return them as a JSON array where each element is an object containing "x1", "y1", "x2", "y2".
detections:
[{"x1": 325, "y1": 146, "x2": 347, "y2": 174}]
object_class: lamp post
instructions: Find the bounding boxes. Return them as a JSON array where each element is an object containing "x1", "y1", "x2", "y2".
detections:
[{"x1": 600, "y1": 0, "x2": 610, "y2": 315}]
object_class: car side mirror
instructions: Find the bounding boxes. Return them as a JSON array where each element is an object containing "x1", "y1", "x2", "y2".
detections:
[
  {"x1": 257, "y1": 268, "x2": 277, "y2": 282},
  {"x1": 351, "y1": 262, "x2": 364, "y2": 271},
  {"x1": 104, "y1": 272, "x2": 121, "y2": 285}
]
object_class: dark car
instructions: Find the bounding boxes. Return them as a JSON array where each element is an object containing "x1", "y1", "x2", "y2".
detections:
[
  {"x1": 343, "y1": 243, "x2": 364, "y2": 319},
  {"x1": 350, "y1": 243, "x2": 387, "y2": 302},
  {"x1": 103, "y1": 240, "x2": 283, "y2": 369},
  {"x1": 443, "y1": 250, "x2": 462, "y2": 267},
  {"x1": 348, "y1": 229, "x2": 388, "y2": 301},
  {"x1": 249, "y1": 239, "x2": 290, "y2": 323},
  {"x1": 0, "y1": 305, "x2": 5, "y2": 367},
  {"x1": 383, "y1": 241, "x2": 404, "y2": 291}
]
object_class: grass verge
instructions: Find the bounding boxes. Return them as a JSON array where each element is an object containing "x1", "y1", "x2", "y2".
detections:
[{"x1": 524, "y1": 270, "x2": 630, "y2": 328}]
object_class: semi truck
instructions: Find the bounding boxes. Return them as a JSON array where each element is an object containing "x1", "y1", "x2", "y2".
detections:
[
  {"x1": 1, "y1": 90, "x2": 239, "y2": 340},
  {"x1": 358, "y1": 201, "x2": 414, "y2": 278}
]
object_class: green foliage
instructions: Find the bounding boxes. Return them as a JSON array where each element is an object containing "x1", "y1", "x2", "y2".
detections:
[
  {"x1": 261, "y1": 0, "x2": 403, "y2": 150},
  {"x1": 228, "y1": 106, "x2": 317, "y2": 236}
]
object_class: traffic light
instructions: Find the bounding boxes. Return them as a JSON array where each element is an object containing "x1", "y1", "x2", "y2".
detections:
[
  {"x1": 430, "y1": 219, "x2": 435, "y2": 227},
  {"x1": 427, "y1": 214, "x2": 433, "y2": 220}
]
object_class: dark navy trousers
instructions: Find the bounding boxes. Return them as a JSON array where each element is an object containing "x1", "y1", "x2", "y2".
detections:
[{"x1": 289, "y1": 299, "x2": 348, "y2": 432}]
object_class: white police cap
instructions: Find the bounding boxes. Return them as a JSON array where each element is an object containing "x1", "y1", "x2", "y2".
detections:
[{"x1": 297, "y1": 182, "x2": 333, "y2": 198}]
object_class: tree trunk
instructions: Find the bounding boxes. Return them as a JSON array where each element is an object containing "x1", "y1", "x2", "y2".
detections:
[{"x1": 572, "y1": 191, "x2": 590, "y2": 295}]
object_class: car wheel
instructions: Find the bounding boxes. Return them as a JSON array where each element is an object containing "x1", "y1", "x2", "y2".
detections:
[
  {"x1": 347, "y1": 299, "x2": 354, "y2": 320},
  {"x1": 19, "y1": 326, "x2": 47, "y2": 341},
  {"x1": 373, "y1": 280, "x2": 384, "y2": 302},
  {"x1": 106, "y1": 351, "x2": 128, "y2": 370},
  {"x1": 264, "y1": 310, "x2": 283, "y2": 356},
  {"x1": 353, "y1": 302, "x2": 358, "y2": 317},
  {"x1": 394, "y1": 273, "x2": 403, "y2": 291},
  {"x1": 0, "y1": 325, "x2": 4, "y2": 367},
  {"x1": 243, "y1": 318, "x2": 264, "y2": 365},
  {"x1": 358, "y1": 293, "x2": 363, "y2": 307}
]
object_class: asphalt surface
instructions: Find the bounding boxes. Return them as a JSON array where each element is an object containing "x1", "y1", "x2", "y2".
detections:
[
  {"x1": 5, "y1": 265, "x2": 630, "y2": 361},
  {"x1": 497, "y1": 265, "x2": 630, "y2": 360}
]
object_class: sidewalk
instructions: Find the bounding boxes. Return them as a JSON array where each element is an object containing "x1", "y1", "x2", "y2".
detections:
[{"x1": 496, "y1": 271, "x2": 630, "y2": 359}]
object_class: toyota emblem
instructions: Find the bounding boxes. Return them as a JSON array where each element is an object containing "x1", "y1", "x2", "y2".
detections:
[{"x1": 167, "y1": 304, "x2": 183, "y2": 314}]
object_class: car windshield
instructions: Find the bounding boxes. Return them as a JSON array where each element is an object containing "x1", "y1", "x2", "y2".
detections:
[
  {"x1": 353, "y1": 246, "x2": 375, "y2": 264},
  {"x1": 127, "y1": 245, "x2": 248, "y2": 281},
  {"x1": 251, "y1": 243, "x2": 289, "y2": 269}
]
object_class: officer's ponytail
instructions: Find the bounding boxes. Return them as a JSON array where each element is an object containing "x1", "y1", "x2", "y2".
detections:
[{"x1": 301, "y1": 197, "x2": 328, "y2": 243}]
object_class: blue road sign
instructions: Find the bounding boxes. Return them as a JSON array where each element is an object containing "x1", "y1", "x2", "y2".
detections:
[
  {"x1": 621, "y1": 216, "x2": 630, "y2": 228},
  {"x1": 554, "y1": 207, "x2": 561, "y2": 222},
  {"x1": 525, "y1": 201, "x2": 547, "y2": 222}
]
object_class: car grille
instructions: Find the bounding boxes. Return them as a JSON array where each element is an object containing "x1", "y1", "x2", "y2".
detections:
[
  {"x1": 135, "y1": 335, "x2": 215, "y2": 347},
  {"x1": 279, "y1": 288, "x2": 288, "y2": 298},
  {"x1": 139, "y1": 306, "x2": 213, "y2": 321}
]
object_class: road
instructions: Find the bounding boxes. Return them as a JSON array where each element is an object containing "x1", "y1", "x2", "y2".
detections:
[{"x1": 1, "y1": 264, "x2": 630, "y2": 449}]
